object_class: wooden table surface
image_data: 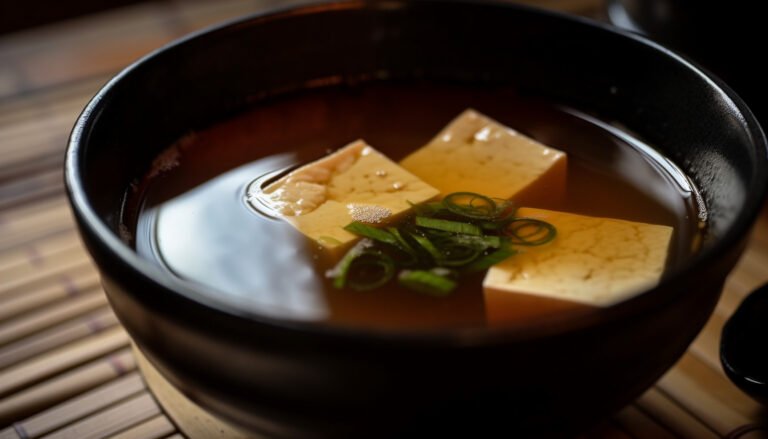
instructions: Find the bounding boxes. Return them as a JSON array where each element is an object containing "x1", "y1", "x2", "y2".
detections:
[{"x1": 0, "y1": 1, "x2": 766, "y2": 438}]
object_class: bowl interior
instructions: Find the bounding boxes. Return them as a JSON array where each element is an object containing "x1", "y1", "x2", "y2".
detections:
[{"x1": 68, "y1": 0, "x2": 767, "y2": 334}]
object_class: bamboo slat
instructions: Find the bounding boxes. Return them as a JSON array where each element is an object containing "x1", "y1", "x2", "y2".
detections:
[
  {"x1": 0, "y1": 349, "x2": 135, "y2": 425},
  {"x1": 0, "y1": 271, "x2": 101, "y2": 322},
  {"x1": 0, "y1": 210, "x2": 74, "y2": 253},
  {"x1": 0, "y1": 198, "x2": 68, "y2": 227},
  {"x1": 0, "y1": 263, "x2": 99, "y2": 309},
  {"x1": 689, "y1": 311, "x2": 730, "y2": 373},
  {"x1": 0, "y1": 231, "x2": 80, "y2": 273},
  {"x1": 0, "y1": 262, "x2": 96, "y2": 302},
  {"x1": 105, "y1": 414, "x2": 176, "y2": 439},
  {"x1": 0, "y1": 242, "x2": 87, "y2": 281},
  {"x1": 0, "y1": 172, "x2": 63, "y2": 211},
  {"x1": 0, "y1": 124, "x2": 70, "y2": 167},
  {"x1": 0, "y1": 4, "x2": 168, "y2": 91},
  {"x1": 0, "y1": 84, "x2": 93, "y2": 127},
  {"x1": 0, "y1": 327, "x2": 129, "y2": 398},
  {"x1": 0, "y1": 259, "x2": 95, "y2": 300},
  {"x1": 0, "y1": 98, "x2": 85, "y2": 147},
  {"x1": 634, "y1": 388, "x2": 721, "y2": 439},
  {"x1": 0, "y1": 289, "x2": 107, "y2": 346},
  {"x1": 0, "y1": 373, "x2": 144, "y2": 439},
  {"x1": 0, "y1": 142, "x2": 64, "y2": 172},
  {"x1": 39, "y1": 392, "x2": 160, "y2": 439},
  {"x1": 0, "y1": 199, "x2": 71, "y2": 233},
  {"x1": 656, "y1": 354, "x2": 763, "y2": 436},
  {"x1": 612, "y1": 405, "x2": 677, "y2": 439},
  {"x1": 0, "y1": 307, "x2": 118, "y2": 371}
]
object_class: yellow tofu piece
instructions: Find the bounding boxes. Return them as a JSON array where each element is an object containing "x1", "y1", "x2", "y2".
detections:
[
  {"x1": 483, "y1": 208, "x2": 673, "y2": 325},
  {"x1": 256, "y1": 140, "x2": 440, "y2": 257},
  {"x1": 400, "y1": 109, "x2": 567, "y2": 205}
]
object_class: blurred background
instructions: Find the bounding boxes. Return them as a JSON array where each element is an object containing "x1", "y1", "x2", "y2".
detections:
[{"x1": 0, "y1": 1, "x2": 766, "y2": 438}]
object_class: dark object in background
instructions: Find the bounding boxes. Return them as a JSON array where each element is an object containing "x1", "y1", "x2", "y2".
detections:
[
  {"x1": 721, "y1": 283, "x2": 768, "y2": 405},
  {"x1": 607, "y1": 0, "x2": 767, "y2": 123},
  {"x1": 65, "y1": 1, "x2": 768, "y2": 438},
  {"x1": 0, "y1": 0, "x2": 149, "y2": 35}
]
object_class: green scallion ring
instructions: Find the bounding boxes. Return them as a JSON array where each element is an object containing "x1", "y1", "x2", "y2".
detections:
[
  {"x1": 490, "y1": 197, "x2": 516, "y2": 220},
  {"x1": 346, "y1": 252, "x2": 396, "y2": 291},
  {"x1": 398, "y1": 270, "x2": 457, "y2": 296},
  {"x1": 503, "y1": 218, "x2": 557, "y2": 246},
  {"x1": 443, "y1": 192, "x2": 498, "y2": 219},
  {"x1": 437, "y1": 242, "x2": 482, "y2": 267}
]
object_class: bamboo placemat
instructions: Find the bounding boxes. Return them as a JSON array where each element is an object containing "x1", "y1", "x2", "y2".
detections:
[{"x1": 0, "y1": 1, "x2": 766, "y2": 438}]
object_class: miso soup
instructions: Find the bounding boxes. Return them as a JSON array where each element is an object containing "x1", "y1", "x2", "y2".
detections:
[{"x1": 121, "y1": 82, "x2": 705, "y2": 330}]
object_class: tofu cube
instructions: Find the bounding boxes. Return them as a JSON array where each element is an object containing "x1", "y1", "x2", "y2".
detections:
[
  {"x1": 400, "y1": 109, "x2": 567, "y2": 205},
  {"x1": 256, "y1": 140, "x2": 440, "y2": 257},
  {"x1": 483, "y1": 208, "x2": 673, "y2": 325}
]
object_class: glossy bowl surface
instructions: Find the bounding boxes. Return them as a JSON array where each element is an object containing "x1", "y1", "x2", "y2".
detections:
[{"x1": 66, "y1": 1, "x2": 768, "y2": 437}]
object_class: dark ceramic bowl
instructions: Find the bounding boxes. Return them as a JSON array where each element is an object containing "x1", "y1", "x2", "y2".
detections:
[{"x1": 65, "y1": 1, "x2": 768, "y2": 437}]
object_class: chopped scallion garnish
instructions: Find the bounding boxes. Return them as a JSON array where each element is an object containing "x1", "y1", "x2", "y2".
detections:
[
  {"x1": 443, "y1": 192, "x2": 498, "y2": 219},
  {"x1": 398, "y1": 270, "x2": 457, "y2": 296},
  {"x1": 445, "y1": 234, "x2": 502, "y2": 249},
  {"x1": 387, "y1": 227, "x2": 420, "y2": 266},
  {"x1": 464, "y1": 244, "x2": 516, "y2": 273},
  {"x1": 327, "y1": 239, "x2": 372, "y2": 289},
  {"x1": 415, "y1": 216, "x2": 482, "y2": 236},
  {"x1": 344, "y1": 222, "x2": 399, "y2": 246},
  {"x1": 328, "y1": 192, "x2": 556, "y2": 297},
  {"x1": 410, "y1": 233, "x2": 443, "y2": 262},
  {"x1": 503, "y1": 217, "x2": 557, "y2": 246},
  {"x1": 430, "y1": 236, "x2": 482, "y2": 267},
  {"x1": 327, "y1": 241, "x2": 395, "y2": 291},
  {"x1": 346, "y1": 252, "x2": 395, "y2": 291},
  {"x1": 409, "y1": 200, "x2": 448, "y2": 217}
]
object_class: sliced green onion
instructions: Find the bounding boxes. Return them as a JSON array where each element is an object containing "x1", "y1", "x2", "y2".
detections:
[
  {"x1": 388, "y1": 227, "x2": 415, "y2": 253},
  {"x1": 415, "y1": 216, "x2": 482, "y2": 236},
  {"x1": 344, "y1": 222, "x2": 399, "y2": 246},
  {"x1": 409, "y1": 200, "x2": 448, "y2": 216},
  {"x1": 398, "y1": 270, "x2": 457, "y2": 296},
  {"x1": 331, "y1": 192, "x2": 556, "y2": 297},
  {"x1": 346, "y1": 252, "x2": 395, "y2": 291},
  {"x1": 430, "y1": 267, "x2": 458, "y2": 279},
  {"x1": 435, "y1": 241, "x2": 481, "y2": 267},
  {"x1": 410, "y1": 234, "x2": 487, "y2": 267},
  {"x1": 421, "y1": 228, "x2": 454, "y2": 240},
  {"x1": 443, "y1": 192, "x2": 498, "y2": 219},
  {"x1": 464, "y1": 244, "x2": 516, "y2": 273},
  {"x1": 503, "y1": 218, "x2": 557, "y2": 246},
  {"x1": 479, "y1": 221, "x2": 502, "y2": 231},
  {"x1": 387, "y1": 227, "x2": 420, "y2": 266},
  {"x1": 410, "y1": 233, "x2": 443, "y2": 262},
  {"x1": 327, "y1": 240, "x2": 372, "y2": 289},
  {"x1": 445, "y1": 234, "x2": 502, "y2": 249},
  {"x1": 491, "y1": 197, "x2": 516, "y2": 219}
]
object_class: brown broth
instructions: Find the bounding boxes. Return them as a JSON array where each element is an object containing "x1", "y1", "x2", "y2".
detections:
[{"x1": 123, "y1": 82, "x2": 705, "y2": 330}]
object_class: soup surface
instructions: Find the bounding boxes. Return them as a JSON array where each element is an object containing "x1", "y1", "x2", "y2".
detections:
[{"x1": 122, "y1": 82, "x2": 705, "y2": 330}]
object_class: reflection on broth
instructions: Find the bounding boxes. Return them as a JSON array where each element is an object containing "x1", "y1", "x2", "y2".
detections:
[{"x1": 122, "y1": 82, "x2": 705, "y2": 330}]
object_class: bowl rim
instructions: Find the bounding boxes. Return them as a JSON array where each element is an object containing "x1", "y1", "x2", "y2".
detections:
[{"x1": 65, "y1": 0, "x2": 768, "y2": 346}]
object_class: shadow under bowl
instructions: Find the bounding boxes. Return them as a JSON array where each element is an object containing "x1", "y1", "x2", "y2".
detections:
[{"x1": 65, "y1": 1, "x2": 768, "y2": 437}]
